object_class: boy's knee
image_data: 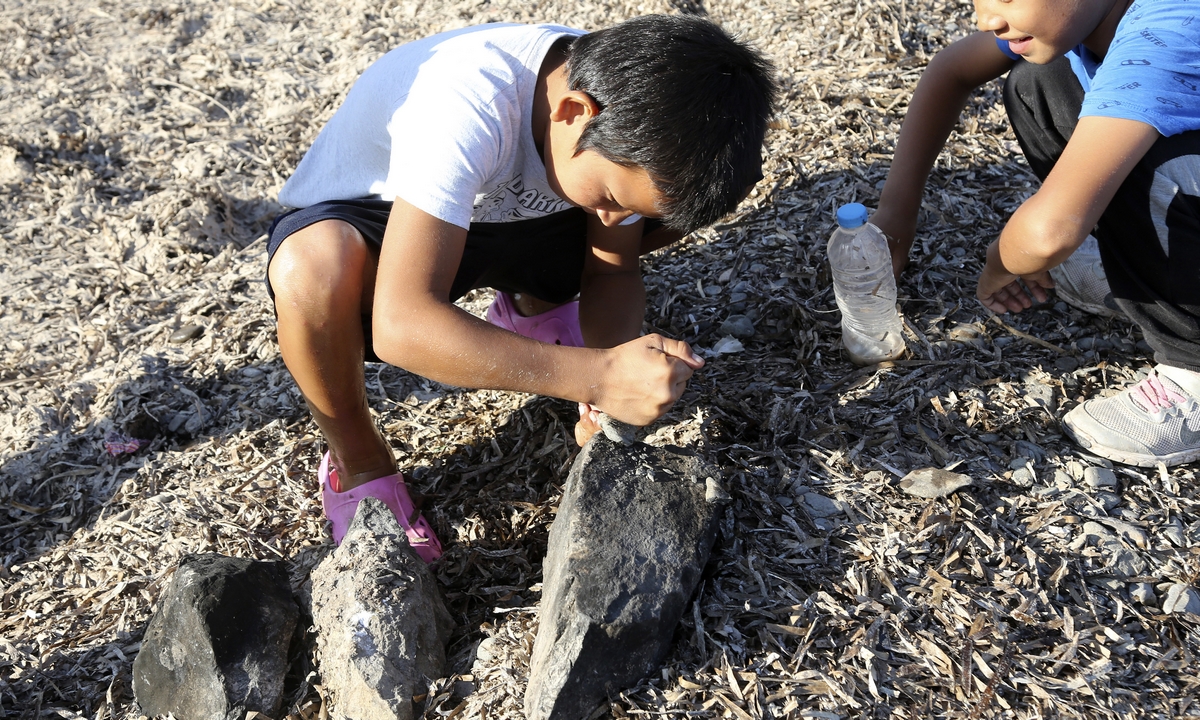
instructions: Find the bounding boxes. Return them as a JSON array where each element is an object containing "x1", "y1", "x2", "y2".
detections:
[{"x1": 269, "y1": 220, "x2": 370, "y2": 307}]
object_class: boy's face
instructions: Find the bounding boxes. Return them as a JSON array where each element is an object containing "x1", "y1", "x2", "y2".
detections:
[
  {"x1": 974, "y1": 0, "x2": 1115, "y2": 63},
  {"x1": 545, "y1": 147, "x2": 664, "y2": 228},
  {"x1": 542, "y1": 88, "x2": 664, "y2": 227}
]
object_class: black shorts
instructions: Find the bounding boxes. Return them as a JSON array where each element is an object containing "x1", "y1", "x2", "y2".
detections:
[
  {"x1": 266, "y1": 198, "x2": 590, "y2": 304},
  {"x1": 265, "y1": 198, "x2": 660, "y2": 363}
]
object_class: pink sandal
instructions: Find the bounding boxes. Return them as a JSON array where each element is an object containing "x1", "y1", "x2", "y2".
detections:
[
  {"x1": 319, "y1": 452, "x2": 443, "y2": 563},
  {"x1": 486, "y1": 291, "x2": 584, "y2": 347}
]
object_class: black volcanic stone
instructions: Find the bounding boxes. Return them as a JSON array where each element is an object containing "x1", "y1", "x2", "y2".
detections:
[
  {"x1": 525, "y1": 434, "x2": 724, "y2": 720},
  {"x1": 133, "y1": 553, "x2": 298, "y2": 720}
]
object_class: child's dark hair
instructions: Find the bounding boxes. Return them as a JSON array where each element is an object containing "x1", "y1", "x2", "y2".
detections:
[{"x1": 565, "y1": 15, "x2": 778, "y2": 233}]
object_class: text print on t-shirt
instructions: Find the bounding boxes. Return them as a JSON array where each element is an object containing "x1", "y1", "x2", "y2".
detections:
[{"x1": 474, "y1": 174, "x2": 572, "y2": 223}]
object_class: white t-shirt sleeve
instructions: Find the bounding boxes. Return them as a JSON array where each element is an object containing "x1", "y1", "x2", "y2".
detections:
[{"x1": 381, "y1": 82, "x2": 512, "y2": 229}]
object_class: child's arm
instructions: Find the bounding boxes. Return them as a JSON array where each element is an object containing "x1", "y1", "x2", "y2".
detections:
[
  {"x1": 874, "y1": 32, "x2": 1015, "y2": 276},
  {"x1": 371, "y1": 199, "x2": 704, "y2": 425},
  {"x1": 977, "y1": 116, "x2": 1159, "y2": 313},
  {"x1": 573, "y1": 214, "x2": 678, "y2": 446},
  {"x1": 578, "y1": 213, "x2": 649, "y2": 348}
]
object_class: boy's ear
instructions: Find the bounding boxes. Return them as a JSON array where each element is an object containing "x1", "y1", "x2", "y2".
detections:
[{"x1": 549, "y1": 90, "x2": 600, "y2": 125}]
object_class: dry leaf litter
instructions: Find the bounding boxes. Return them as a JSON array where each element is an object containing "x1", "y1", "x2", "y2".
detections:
[{"x1": 1, "y1": 0, "x2": 1198, "y2": 718}]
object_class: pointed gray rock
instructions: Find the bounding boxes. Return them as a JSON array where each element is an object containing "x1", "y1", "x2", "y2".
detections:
[
  {"x1": 309, "y1": 497, "x2": 455, "y2": 720},
  {"x1": 898, "y1": 468, "x2": 973, "y2": 498},
  {"x1": 526, "y1": 435, "x2": 721, "y2": 720},
  {"x1": 1130, "y1": 582, "x2": 1156, "y2": 606},
  {"x1": 133, "y1": 554, "x2": 298, "y2": 720}
]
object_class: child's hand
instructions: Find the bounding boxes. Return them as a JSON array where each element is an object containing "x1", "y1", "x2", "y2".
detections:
[
  {"x1": 595, "y1": 334, "x2": 704, "y2": 426},
  {"x1": 977, "y1": 240, "x2": 1054, "y2": 314},
  {"x1": 575, "y1": 403, "x2": 602, "y2": 446},
  {"x1": 869, "y1": 204, "x2": 917, "y2": 279}
]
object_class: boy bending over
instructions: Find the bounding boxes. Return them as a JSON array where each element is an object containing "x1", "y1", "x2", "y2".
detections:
[
  {"x1": 266, "y1": 16, "x2": 778, "y2": 558},
  {"x1": 874, "y1": 0, "x2": 1200, "y2": 467}
]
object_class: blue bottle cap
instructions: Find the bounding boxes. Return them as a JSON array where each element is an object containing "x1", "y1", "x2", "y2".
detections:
[{"x1": 836, "y1": 203, "x2": 869, "y2": 229}]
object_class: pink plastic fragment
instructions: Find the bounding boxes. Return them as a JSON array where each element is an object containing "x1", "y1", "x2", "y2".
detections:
[{"x1": 104, "y1": 433, "x2": 142, "y2": 456}]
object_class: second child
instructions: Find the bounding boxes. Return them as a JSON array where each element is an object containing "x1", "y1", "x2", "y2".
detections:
[{"x1": 874, "y1": 0, "x2": 1200, "y2": 467}]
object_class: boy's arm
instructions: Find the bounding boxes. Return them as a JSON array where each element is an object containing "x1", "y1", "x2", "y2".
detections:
[
  {"x1": 371, "y1": 199, "x2": 702, "y2": 424},
  {"x1": 977, "y1": 116, "x2": 1160, "y2": 313},
  {"x1": 574, "y1": 214, "x2": 703, "y2": 445},
  {"x1": 578, "y1": 213, "x2": 648, "y2": 348},
  {"x1": 874, "y1": 31, "x2": 1015, "y2": 276}
]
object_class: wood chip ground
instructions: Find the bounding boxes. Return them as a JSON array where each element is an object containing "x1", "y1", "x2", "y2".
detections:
[{"x1": 2, "y1": 0, "x2": 1198, "y2": 718}]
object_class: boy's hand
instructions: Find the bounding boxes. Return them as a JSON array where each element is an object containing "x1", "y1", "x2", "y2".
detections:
[
  {"x1": 594, "y1": 334, "x2": 704, "y2": 427},
  {"x1": 976, "y1": 239, "x2": 1053, "y2": 314}
]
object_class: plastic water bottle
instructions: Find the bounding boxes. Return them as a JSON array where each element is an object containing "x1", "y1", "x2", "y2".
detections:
[{"x1": 828, "y1": 203, "x2": 905, "y2": 365}]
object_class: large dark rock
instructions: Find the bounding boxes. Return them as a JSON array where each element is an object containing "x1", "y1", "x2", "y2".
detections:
[
  {"x1": 133, "y1": 554, "x2": 298, "y2": 720},
  {"x1": 525, "y1": 435, "x2": 724, "y2": 720},
  {"x1": 309, "y1": 497, "x2": 455, "y2": 720}
]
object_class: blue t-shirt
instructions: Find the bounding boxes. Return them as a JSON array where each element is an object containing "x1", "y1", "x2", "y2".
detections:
[{"x1": 995, "y1": 0, "x2": 1200, "y2": 137}]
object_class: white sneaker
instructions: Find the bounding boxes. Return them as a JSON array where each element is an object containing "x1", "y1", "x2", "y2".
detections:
[
  {"x1": 1049, "y1": 235, "x2": 1117, "y2": 317},
  {"x1": 1062, "y1": 366, "x2": 1200, "y2": 467}
]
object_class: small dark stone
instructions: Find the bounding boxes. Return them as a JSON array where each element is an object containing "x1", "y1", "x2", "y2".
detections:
[
  {"x1": 1084, "y1": 467, "x2": 1118, "y2": 488},
  {"x1": 133, "y1": 554, "x2": 298, "y2": 720},
  {"x1": 1054, "y1": 356, "x2": 1080, "y2": 372},
  {"x1": 801, "y1": 492, "x2": 842, "y2": 517},
  {"x1": 526, "y1": 436, "x2": 720, "y2": 720},
  {"x1": 1096, "y1": 491, "x2": 1121, "y2": 512},
  {"x1": 718, "y1": 315, "x2": 756, "y2": 339},
  {"x1": 170, "y1": 323, "x2": 205, "y2": 343}
]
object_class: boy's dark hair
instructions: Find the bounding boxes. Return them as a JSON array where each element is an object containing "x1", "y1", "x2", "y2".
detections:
[{"x1": 565, "y1": 15, "x2": 778, "y2": 233}]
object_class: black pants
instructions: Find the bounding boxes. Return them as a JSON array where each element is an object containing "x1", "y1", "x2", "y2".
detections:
[{"x1": 1004, "y1": 58, "x2": 1200, "y2": 372}]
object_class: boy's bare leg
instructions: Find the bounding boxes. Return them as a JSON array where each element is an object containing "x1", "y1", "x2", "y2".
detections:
[{"x1": 269, "y1": 219, "x2": 396, "y2": 491}]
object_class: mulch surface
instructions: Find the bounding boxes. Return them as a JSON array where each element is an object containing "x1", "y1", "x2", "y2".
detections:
[{"x1": 2, "y1": 0, "x2": 1197, "y2": 717}]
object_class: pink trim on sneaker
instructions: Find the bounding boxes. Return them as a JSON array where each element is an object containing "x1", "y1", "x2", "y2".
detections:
[
  {"x1": 319, "y1": 452, "x2": 443, "y2": 563},
  {"x1": 1130, "y1": 373, "x2": 1188, "y2": 414},
  {"x1": 486, "y1": 291, "x2": 584, "y2": 347}
]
